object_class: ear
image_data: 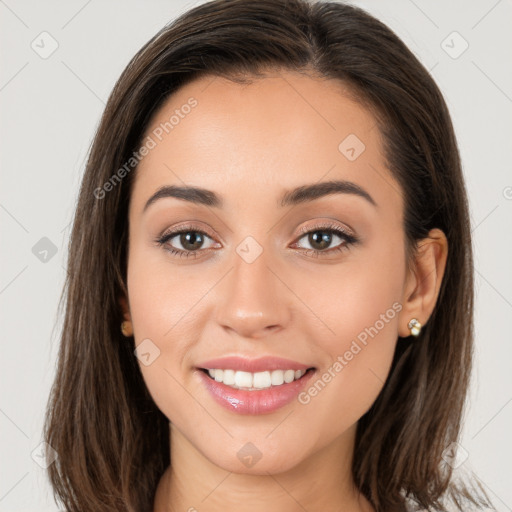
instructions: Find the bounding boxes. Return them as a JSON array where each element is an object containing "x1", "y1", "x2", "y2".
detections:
[
  {"x1": 118, "y1": 294, "x2": 132, "y2": 322},
  {"x1": 398, "y1": 228, "x2": 448, "y2": 337}
]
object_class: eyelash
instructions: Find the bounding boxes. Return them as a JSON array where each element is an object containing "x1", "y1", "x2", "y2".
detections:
[{"x1": 155, "y1": 222, "x2": 359, "y2": 259}]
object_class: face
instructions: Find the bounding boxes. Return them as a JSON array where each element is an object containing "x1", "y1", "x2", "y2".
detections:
[{"x1": 123, "y1": 70, "x2": 409, "y2": 474}]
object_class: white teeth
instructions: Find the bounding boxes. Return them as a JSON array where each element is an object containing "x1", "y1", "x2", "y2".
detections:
[
  {"x1": 253, "y1": 371, "x2": 271, "y2": 389},
  {"x1": 271, "y1": 370, "x2": 284, "y2": 386},
  {"x1": 205, "y1": 368, "x2": 309, "y2": 390},
  {"x1": 284, "y1": 369, "x2": 295, "y2": 383},
  {"x1": 222, "y1": 369, "x2": 236, "y2": 385},
  {"x1": 234, "y1": 371, "x2": 252, "y2": 388}
]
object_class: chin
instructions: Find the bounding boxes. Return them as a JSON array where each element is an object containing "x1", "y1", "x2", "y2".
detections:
[{"x1": 207, "y1": 449, "x2": 305, "y2": 476}]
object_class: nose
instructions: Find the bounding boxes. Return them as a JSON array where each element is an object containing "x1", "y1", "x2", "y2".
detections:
[{"x1": 214, "y1": 244, "x2": 292, "y2": 340}]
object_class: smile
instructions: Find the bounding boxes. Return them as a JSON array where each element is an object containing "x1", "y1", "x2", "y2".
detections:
[{"x1": 202, "y1": 368, "x2": 311, "y2": 390}]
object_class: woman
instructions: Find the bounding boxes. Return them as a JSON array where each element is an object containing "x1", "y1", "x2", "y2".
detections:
[{"x1": 44, "y1": 0, "x2": 495, "y2": 510}]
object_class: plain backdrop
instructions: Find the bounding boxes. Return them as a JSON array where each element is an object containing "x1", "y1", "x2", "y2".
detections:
[{"x1": 1, "y1": 0, "x2": 511, "y2": 510}]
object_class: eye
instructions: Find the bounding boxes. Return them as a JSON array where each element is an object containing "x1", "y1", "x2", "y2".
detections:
[
  {"x1": 155, "y1": 224, "x2": 218, "y2": 258},
  {"x1": 155, "y1": 222, "x2": 359, "y2": 259},
  {"x1": 291, "y1": 222, "x2": 359, "y2": 258}
]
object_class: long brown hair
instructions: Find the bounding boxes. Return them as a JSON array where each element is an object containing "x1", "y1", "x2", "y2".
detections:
[{"x1": 44, "y1": 0, "x2": 493, "y2": 510}]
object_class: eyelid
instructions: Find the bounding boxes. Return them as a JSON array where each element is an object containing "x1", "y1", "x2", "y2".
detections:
[
  {"x1": 295, "y1": 220, "x2": 355, "y2": 238},
  {"x1": 290, "y1": 221, "x2": 359, "y2": 254},
  {"x1": 158, "y1": 221, "x2": 217, "y2": 241}
]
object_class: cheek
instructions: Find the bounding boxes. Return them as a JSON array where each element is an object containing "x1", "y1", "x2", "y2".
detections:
[
  {"x1": 126, "y1": 241, "x2": 210, "y2": 344},
  {"x1": 293, "y1": 236, "x2": 404, "y2": 424},
  {"x1": 293, "y1": 318, "x2": 399, "y2": 451},
  {"x1": 294, "y1": 229, "x2": 404, "y2": 351},
  {"x1": 290, "y1": 292, "x2": 402, "y2": 448},
  {"x1": 125, "y1": 246, "x2": 207, "y2": 417}
]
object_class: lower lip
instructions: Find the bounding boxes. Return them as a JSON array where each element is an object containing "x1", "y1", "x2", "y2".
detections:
[{"x1": 196, "y1": 368, "x2": 316, "y2": 415}]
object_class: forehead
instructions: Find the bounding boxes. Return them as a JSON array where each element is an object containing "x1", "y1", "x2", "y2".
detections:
[{"x1": 130, "y1": 70, "x2": 400, "y2": 217}]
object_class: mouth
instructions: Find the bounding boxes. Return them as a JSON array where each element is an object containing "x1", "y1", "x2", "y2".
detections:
[
  {"x1": 198, "y1": 366, "x2": 316, "y2": 391},
  {"x1": 196, "y1": 363, "x2": 317, "y2": 415}
]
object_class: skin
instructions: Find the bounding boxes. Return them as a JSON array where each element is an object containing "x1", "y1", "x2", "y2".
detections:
[{"x1": 118, "y1": 69, "x2": 448, "y2": 511}]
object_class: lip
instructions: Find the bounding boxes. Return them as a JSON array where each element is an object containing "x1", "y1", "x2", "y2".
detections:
[
  {"x1": 195, "y1": 365, "x2": 317, "y2": 415},
  {"x1": 196, "y1": 356, "x2": 313, "y2": 373}
]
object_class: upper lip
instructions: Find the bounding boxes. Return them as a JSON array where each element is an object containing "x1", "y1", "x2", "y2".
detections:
[{"x1": 197, "y1": 356, "x2": 314, "y2": 373}]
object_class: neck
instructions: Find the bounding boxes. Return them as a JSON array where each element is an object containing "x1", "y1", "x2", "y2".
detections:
[{"x1": 153, "y1": 423, "x2": 375, "y2": 512}]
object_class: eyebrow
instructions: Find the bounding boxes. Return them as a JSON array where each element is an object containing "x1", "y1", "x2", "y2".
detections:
[
  {"x1": 143, "y1": 179, "x2": 377, "y2": 213},
  {"x1": 280, "y1": 179, "x2": 376, "y2": 208}
]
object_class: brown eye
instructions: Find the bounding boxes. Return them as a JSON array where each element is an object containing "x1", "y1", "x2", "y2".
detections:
[
  {"x1": 179, "y1": 231, "x2": 205, "y2": 251},
  {"x1": 306, "y1": 230, "x2": 335, "y2": 251},
  {"x1": 292, "y1": 224, "x2": 359, "y2": 258},
  {"x1": 156, "y1": 227, "x2": 218, "y2": 257}
]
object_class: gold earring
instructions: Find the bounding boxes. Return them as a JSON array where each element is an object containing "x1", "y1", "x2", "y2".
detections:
[
  {"x1": 121, "y1": 320, "x2": 133, "y2": 337},
  {"x1": 408, "y1": 318, "x2": 422, "y2": 336}
]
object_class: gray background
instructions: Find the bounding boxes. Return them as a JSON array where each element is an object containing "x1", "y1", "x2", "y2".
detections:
[{"x1": 1, "y1": 0, "x2": 511, "y2": 510}]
